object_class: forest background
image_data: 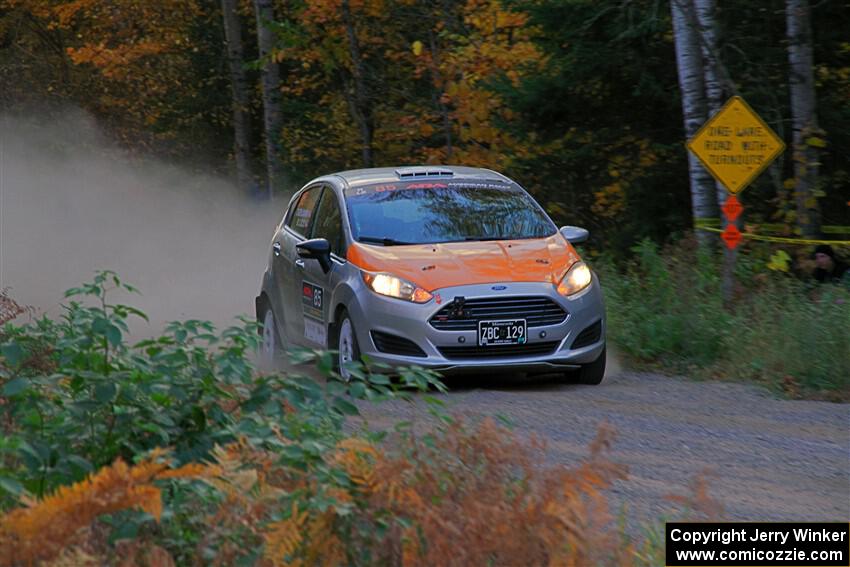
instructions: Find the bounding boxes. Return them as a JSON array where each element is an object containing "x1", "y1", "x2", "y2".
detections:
[{"x1": 2, "y1": 0, "x2": 848, "y2": 254}]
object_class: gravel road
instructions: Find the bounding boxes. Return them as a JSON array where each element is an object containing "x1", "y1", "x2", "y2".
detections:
[{"x1": 352, "y1": 360, "x2": 850, "y2": 527}]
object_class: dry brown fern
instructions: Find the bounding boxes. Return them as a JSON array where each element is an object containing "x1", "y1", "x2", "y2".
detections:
[
  {"x1": 355, "y1": 418, "x2": 632, "y2": 567},
  {"x1": 0, "y1": 289, "x2": 29, "y2": 326},
  {"x1": 0, "y1": 449, "x2": 206, "y2": 566}
]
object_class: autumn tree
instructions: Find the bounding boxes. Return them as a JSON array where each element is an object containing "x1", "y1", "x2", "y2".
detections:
[
  {"x1": 0, "y1": 0, "x2": 231, "y2": 154},
  {"x1": 254, "y1": 0, "x2": 284, "y2": 198},
  {"x1": 494, "y1": 0, "x2": 692, "y2": 249},
  {"x1": 2, "y1": 0, "x2": 846, "y2": 247},
  {"x1": 221, "y1": 0, "x2": 256, "y2": 195},
  {"x1": 339, "y1": 0, "x2": 374, "y2": 167}
]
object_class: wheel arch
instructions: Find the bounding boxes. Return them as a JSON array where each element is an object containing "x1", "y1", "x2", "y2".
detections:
[
  {"x1": 255, "y1": 291, "x2": 271, "y2": 322},
  {"x1": 327, "y1": 280, "x2": 359, "y2": 348}
]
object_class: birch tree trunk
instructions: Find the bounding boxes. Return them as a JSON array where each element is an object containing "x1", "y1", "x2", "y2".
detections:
[
  {"x1": 694, "y1": 0, "x2": 734, "y2": 304},
  {"x1": 693, "y1": 0, "x2": 726, "y2": 209},
  {"x1": 340, "y1": 0, "x2": 374, "y2": 168},
  {"x1": 254, "y1": 0, "x2": 284, "y2": 199},
  {"x1": 786, "y1": 0, "x2": 821, "y2": 238},
  {"x1": 670, "y1": 0, "x2": 718, "y2": 246},
  {"x1": 220, "y1": 0, "x2": 255, "y2": 195}
]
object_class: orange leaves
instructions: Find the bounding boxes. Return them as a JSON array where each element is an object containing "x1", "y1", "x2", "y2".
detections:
[
  {"x1": 274, "y1": 0, "x2": 547, "y2": 169},
  {"x1": 7, "y1": 0, "x2": 207, "y2": 143},
  {"x1": 426, "y1": 0, "x2": 544, "y2": 168},
  {"x1": 0, "y1": 449, "x2": 207, "y2": 565},
  {"x1": 330, "y1": 437, "x2": 379, "y2": 492},
  {"x1": 263, "y1": 504, "x2": 309, "y2": 566},
  {"x1": 67, "y1": 41, "x2": 165, "y2": 78},
  {"x1": 52, "y1": 0, "x2": 97, "y2": 27}
]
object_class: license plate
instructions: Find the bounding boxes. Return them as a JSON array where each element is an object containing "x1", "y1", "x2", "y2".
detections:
[{"x1": 478, "y1": 319, "x2": 527, "y2": 346}]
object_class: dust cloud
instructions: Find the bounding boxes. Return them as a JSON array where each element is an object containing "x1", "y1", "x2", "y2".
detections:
[
  {"x1": 0, "y1": 110, "x2": 284, "y2": 337},
  {"x1": 604, "y1": 344, "x2": 622, "y2": 378}
]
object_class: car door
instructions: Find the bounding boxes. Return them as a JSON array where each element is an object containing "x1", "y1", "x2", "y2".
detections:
[
  {"x1": 274, "y1": 184, "x2": 323, "y2": 344},
  {"x1": 298, "y1": 186, "x2": 347, "y2": 348}
]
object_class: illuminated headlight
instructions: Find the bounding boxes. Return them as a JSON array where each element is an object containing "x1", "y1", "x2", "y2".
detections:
[
  {"x1": 361, "y1": 271, "x2": 433, "y2": 303},
  {"x1": 556, "y1": 261, "x2": 592, "y2": 297}
]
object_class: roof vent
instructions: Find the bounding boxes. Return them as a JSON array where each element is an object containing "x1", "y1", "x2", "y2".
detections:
[{"x1": 395, "y1": 167, "x2": 454, "y2": 179}]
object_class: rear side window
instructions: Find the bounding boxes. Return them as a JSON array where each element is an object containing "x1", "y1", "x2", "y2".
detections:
[
  {"x1": 312, "y1": 188, "x2": 345, "y2": 256},
  {"x1": 287, "y1": 186, "x2": 322, "y2": 235}
]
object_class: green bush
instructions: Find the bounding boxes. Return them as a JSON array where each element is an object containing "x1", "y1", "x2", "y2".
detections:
[{"x1": 0, "y1": 271, "x2": 444, "y2": 506}]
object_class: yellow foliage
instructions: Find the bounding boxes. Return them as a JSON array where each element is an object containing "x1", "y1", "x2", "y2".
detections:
[
  {"x1": 52, "y1": 0, "x2": 97, "y2": 26},
  {"x1": 263, "y1": 504, "x2": 308, "y2": 566},
  {"x1": 592, "y1": 182, "x2": 627, "y2": 218},
  {"x1": 767, "y1": 250, "x2": 792, "y2": 272},
  {"x1": 0, "y1": 449, "x2": 207, "y2": 566}
]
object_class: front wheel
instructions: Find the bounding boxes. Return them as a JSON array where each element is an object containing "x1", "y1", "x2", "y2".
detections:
[
  {"x1": 335, "y1": 310, "x2": 361, "y2": 381},
  {"x1": 570, "y1": 346, "x2": 606, "y2": 385},
  {"x1": 259, "y1": 303, "x2": 283, "y2": 368}
]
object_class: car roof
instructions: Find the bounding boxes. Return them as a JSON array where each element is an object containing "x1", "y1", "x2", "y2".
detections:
[{"x1": 309, "y1": 165, "x2": 515, "y2": 190}]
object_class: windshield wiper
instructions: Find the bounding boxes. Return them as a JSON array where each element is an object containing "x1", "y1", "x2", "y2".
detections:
[
  {"x1": 464, "y1": 236, "x2": 506, "y2": 241},
  {"x1": 358, "y1": 236, "x2": 415, "y2": 246}
]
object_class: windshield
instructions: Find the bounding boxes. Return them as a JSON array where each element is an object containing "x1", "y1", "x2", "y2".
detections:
[{"x1": 344, "y1": 181, "x2": 556, "y2": 245}]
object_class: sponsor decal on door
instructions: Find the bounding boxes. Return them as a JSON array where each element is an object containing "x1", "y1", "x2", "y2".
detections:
[{"x1": 301, "y1": 281, "x2": 326, "y2": 346}]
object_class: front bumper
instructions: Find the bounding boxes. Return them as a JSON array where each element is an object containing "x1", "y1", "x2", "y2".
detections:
[{"x1": 346, "y1": 277, "x2": 606, "y2": 375}]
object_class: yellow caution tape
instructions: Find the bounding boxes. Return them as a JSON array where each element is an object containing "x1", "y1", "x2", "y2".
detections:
[
  {"x1": 696, "y1": 225, "x2": 850, "y2": 245},
  {"x1": 695, "y1": 218, "x2": 850, "y2": 234},
  {"x1": 694, "y1": 218, "x2": 722, "y2": 227}
]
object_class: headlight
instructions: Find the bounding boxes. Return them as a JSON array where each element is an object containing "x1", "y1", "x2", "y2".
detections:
[
  {"x1": 361, "y1": 271, "x2": 433, "y2": 303},
  {"x1": 556, "y1": 261, "x2": 592, "y2": 297}
]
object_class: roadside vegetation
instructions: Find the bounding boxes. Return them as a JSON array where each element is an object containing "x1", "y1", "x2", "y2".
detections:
[
  {"x1": 0, "y1": 273, "x2": 719, "y2": 566},
  {"x1": 598, "y1": 238, "x2": 850, "y2": 400}
]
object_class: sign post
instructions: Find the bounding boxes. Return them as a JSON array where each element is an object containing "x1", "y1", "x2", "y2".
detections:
[{"x1": 686, "y1": 96, "x2": 785, "y2": 305}]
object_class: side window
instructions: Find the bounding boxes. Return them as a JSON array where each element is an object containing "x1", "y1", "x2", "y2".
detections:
[
  {"x1": 286, "y1": 186, "x2": 322, "y2": 236},
  {"x1": 311, "y1": 188, "x2": 345, "y2": 256}
]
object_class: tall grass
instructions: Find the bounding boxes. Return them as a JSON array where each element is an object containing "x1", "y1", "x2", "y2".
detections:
[
  {"x1": 724, "y1": 281, "x2": 850, "y2": 395},
  {"x1": 598, "y1": 238, "x2": 850, "y2": 399}
]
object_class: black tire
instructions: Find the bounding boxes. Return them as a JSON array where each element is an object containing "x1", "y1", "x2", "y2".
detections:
[
  {"x1": 334, "y1": 309, "x2": 362, "y2": 381},
  {"x1": 571, "y1": 346, "x2": 607, "y2": 385},
  {"x1": 259, "y1": 301, "x2": 283, "y2": 367}
]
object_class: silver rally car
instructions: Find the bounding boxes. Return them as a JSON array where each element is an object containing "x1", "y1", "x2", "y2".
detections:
[{"x1": 255, "y1": 166, "x2": 607, "y2": 384}]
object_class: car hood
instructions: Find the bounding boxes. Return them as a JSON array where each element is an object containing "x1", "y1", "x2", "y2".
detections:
[{"x1": 346, "y1": 234, "x2": 580, "y2": 292}]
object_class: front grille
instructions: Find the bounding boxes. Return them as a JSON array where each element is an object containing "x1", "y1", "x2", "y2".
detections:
[
  {"x1": 370, "y1": 330, "x2": 427, "y2": 358},
  {"x1": 571, "y1": 320, "x2": 602, "y2": 349},
  {"x1": 438, "y1": 340, "x2": 559, "y2": 360},
  {"x1": 430, "y1": 296, "x2": 567, "y2": 331}
]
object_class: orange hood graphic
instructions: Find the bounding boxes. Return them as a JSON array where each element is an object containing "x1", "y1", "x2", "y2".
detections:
[{"x1": 346, "y1": 234, "x2": 580, "y2": 292}]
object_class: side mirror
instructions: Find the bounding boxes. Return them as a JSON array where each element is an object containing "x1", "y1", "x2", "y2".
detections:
[
  {"x1": 559, "y1": 226, "x2": 589, "y2": 244},
  {"x1": 296, "y1": 238, "x2": 332, "y2": 273}
]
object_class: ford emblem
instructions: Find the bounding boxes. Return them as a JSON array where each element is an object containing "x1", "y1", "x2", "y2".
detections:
[{"x1": 491, "y1": 285, "x2": 507, "y2": 290}]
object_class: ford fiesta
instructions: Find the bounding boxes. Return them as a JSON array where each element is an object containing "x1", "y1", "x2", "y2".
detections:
[{"x1": 255, "y1": 166, "x2": 607, "y2": 384}]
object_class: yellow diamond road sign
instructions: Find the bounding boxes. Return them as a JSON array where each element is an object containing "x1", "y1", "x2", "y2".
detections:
[{"x1": 687, "y1": 96, "x2": 785, "y2": 194}]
